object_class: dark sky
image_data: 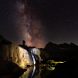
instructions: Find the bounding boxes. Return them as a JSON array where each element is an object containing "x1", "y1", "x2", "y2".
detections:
[
  {"x1": 0, "y1": 0, "x2": 78, "y2": 47},
  {"x1": 29, "y1": 0, "x2": 78, "y2": 44}
]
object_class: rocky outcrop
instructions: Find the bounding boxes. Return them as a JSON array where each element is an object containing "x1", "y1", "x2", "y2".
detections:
[
  {"x1": 0, "y1": 35, "x2": 33, "y2": 69},
  {"x1": 1, "y1": 43, "x2": 33, "y2": 69}
]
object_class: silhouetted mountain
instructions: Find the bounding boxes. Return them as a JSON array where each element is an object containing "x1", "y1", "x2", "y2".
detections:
[
  {"x1": 45, "y1": 42, "x2": 78, "y2": 49},
  {"x1": 41, "y1": 42, "x2": 78, "y2": 61},
  {"x1": 70, "y1": 42, "x2": 78, "y2": 48},
  {"x1": 45, "y1": 42, "x2": 58, "y2": 49},
  {"x1": 58, "y1": 43, "x2": 70, "y2": 49},
  {"x1": 0, "y1": 35, "x2": 11, "y2": 45},
  {"x1": 45, "y1": 42, "x2": 78, "y2": 50}
]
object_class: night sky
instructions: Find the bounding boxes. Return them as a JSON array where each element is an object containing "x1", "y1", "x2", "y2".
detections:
[{"x1": 0, "y1": 0, "x2": 78, "y2": 48}]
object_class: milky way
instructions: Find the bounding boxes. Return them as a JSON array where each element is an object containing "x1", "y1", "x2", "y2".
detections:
[
  {"x1": 1, "y1": 0, "x2": 78, "y2": 47},
  {"x1": 14, "y1": 0, "x2": 45, "y2": 48}
]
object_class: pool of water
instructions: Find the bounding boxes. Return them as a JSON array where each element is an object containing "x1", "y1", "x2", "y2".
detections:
[{"x1": 20, "y1": 63, "x2": 78, "y2": 78}]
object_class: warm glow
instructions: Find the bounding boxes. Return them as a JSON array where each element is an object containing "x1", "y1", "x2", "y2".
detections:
[{"x1": 17, "y1": 47, "x2": 33, "y2": 69}]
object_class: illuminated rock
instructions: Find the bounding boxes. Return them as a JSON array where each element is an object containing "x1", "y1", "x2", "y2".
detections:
[
  {"x1": 17, "y1": 46, "x2": 33, "y2": 68},
  {"x1": 0, "y1": 42, "x2": 33, "y2": 69}
]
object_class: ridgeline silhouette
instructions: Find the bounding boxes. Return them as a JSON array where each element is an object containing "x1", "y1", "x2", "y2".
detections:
[{"x1": 41, "y1": 42, "x2": 78, "y2": 62}]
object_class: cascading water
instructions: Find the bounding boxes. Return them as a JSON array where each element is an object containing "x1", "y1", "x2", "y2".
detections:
[{"x1": 31, "y1": 50, "x2": 36, "y2": 65}]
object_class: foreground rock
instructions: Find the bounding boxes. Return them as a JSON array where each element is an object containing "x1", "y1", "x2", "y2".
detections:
[
  {"x1": 0, "y1": 60, "x2": 26, "y2": 75},
  {"x1": 0, "y1": 35, "x2": 33, "y2": 69}
]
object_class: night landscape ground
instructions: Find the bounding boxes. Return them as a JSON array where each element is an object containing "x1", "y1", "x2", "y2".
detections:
[{"x1": 0, "y1": 35, "x2": 78, "y2": 78}]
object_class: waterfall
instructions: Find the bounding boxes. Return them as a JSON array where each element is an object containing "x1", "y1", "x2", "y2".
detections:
[{"x1": 31, "y1": 53, "x2": 36, "y2": 65}]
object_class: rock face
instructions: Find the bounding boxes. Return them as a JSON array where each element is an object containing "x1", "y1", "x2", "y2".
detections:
[
  {"x1": 0, "y1": 36, "x2": 33, "y2": 69},
  {"x1": 31, "y1": 48, "x2": 42, "y2": 62},
  {"x1": 16, "y1": 46, "x2": 33, "y2": 68}
]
